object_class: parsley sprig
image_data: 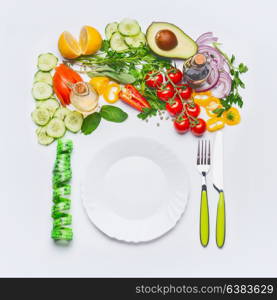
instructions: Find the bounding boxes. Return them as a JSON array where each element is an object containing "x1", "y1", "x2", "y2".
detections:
[{"x1": 213, "y1": 43, "x2": 248, "y2": 116}]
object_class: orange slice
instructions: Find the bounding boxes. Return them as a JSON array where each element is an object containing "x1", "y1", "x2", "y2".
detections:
[{"x1": 58, "y1": 31, "x2": 82, "y2": 59}]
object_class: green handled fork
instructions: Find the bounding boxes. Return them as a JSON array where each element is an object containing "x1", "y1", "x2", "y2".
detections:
[{"x1": 197, "y1": 140, "x2": 211, "y2": 247}]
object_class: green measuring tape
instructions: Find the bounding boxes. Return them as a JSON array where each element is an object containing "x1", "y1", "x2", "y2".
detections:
[{"x1": 51, "y1": 139, "x2": 73, "y2": 242}]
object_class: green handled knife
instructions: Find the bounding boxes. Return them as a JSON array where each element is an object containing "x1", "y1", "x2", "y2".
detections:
[{"x1": 213, "y1": 131, "x2": 226, "y2": 248}]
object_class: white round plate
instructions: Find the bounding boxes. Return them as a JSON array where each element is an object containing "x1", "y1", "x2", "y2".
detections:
[{"x1": 81, "y1": 137, "x2": 189, "y2": 243}]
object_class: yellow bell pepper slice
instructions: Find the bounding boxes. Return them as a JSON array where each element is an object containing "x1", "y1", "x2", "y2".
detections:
[
  {"x1": 89, "y1": 77, "x2": 109, "y2": 95},
  {"x1": 103, "y1": 83, "x2": 121, "y2": 103},
  {"x1": 192, "y1": 91, "x2": 213, "y2": 107},
  {"x1": 223, "y1": 107, "x2": 241, "y2": 125},
  {"x1": 206, "y1": 117, "x2": 225, "y2": 132},
  {"x1": 206, "y1": 97, "x2": 221, "y2": 111}
]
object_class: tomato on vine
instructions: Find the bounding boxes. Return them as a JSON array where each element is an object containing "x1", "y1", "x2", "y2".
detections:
[
  {"x1": 174, "y1": 115, "x2": 190, "y2": 134},
  {"x1": 177, "y1": 84, "x2": 192, "y2": 100},
  {"x1": 185, "y1": 103, "x2": 200, "y2": 118},
  {"x1": 156, "y1": 83, "x2": 175, "y2": 102},
  {"x1": 166, "y1": 98, "x2": 183, "y2": 116},
  {"x1": 145, "y1": 70, "x2": 164, "y2": 88},
  {"x1": 167, "y1": 68, "x2": 183, "y2": 84},
  {"x1": 191, "y1": 118, "x2": 207, "y2": 136}
]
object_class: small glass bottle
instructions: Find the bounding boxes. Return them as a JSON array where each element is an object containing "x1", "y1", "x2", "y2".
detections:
[{"x1": 183, "y1": 53, "x2": 211, "y2": 87}]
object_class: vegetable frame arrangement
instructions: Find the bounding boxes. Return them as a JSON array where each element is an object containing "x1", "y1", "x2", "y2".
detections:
[
  {"x1": 31, "y1": 19, "x2": 248, "y2": 242},
  {"x1": 32, "y1": 19, "x2": 247, "y2": 143}
]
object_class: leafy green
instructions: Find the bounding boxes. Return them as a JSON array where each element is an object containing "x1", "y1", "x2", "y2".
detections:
[
  {"x1": 137, "y1": 87, "x2": 166, "y2": 120},
  {"x1": 71, "y1": 41, "x2": 172, "y2": 119},
  {"x1": 81, "y1": 112, "x2": 102, "y2": 135},
  {"x1": 100, "y1": 105, "x2": 128, "y2": 123},
  {"x1": 212, "y1": 43, "x2": 248, "y2": 116}
]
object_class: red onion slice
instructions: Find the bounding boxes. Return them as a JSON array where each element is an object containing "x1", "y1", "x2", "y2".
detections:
[
  {"x1": 194, "y1": 63, "x2": 220, "y2": 93},
  {"x1": 196, "y1": 32, "x2": 214, "y2": 44},
  {"x1": 211, "y1": 71, "x2": 232, "y2": 98},
  {"x1": 197, "y1": 37, "x2": 218, "y2": 46},
  {"x1": 198, "y1": 45, "x2": 223, "y2": 70},
  {"x1": 222, "y1": 59, "x2": 230, "y2": 73}
]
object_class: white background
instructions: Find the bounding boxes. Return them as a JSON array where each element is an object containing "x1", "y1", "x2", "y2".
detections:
[{"x1": 0, "y1": 0, "x2": 276, "y2": 277}]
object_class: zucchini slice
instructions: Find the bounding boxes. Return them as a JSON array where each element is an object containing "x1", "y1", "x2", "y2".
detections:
[
  {"x1": 31, "y1": 108, "x2": 51, "y2": 126},
  {"x1": 118, "y1": 19, "x2": 141, "y2": 36},
  {"x1": 32, "y1": 82, "x2": 53, "y2": 100},
  {"x1": 110, "y1": 32, "x2": 128, "y2": 52},
  {"x1": 46, "y1": 118, "x2": 66, "y2": 138},
  {"x1": 124, "y1": 32, "x2": 146, "y2": 48},
  {"x1": 64, "y1": 111, "x2": 83, "y2": 133},
  {"x1": 105, "y1": 22, "x2": 119, "y2": 40},
  {"x1": 37, "y1": 53, "x2": 58, "y2": 71},
  {"x1": 34, "y1": 71, "x2": 52, "y2": 85}
]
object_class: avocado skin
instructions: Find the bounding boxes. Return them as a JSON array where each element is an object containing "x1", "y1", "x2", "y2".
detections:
[{"x1": 146, "y1": 22, "x2": 198, "y2": 59}]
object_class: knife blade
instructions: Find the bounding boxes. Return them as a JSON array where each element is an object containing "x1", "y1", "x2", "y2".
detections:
[{"x1": 213, "y1": 131, "x2": 223, "y2": 192}]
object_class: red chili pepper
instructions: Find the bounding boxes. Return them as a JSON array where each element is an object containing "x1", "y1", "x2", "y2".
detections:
[{"x1": 119, "y1": 84, "x2": 150, "y2": 111}]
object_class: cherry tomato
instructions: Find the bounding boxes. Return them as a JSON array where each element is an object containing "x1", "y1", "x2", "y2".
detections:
[
  {"x1": 185, "y1": 103, "x2": 200, "y2": 118},
  {"x1": 191, "y1": 118, "x2": 207, "y2": 137},
  {"x1": 157, "y1": 84, "x2": 175, "y2": 102},
  {"x1": 166, "y1": 98, "x2": 183, "y2": 116},
  {"x1": 174, "y1": 116, "x2": 190, "y2": 134},
  {"x1": 177, "y1": 84, "x2": 192, "y2": 100},
  {"x1": 167, "y1": 68, "x2": 183, "y2": 84},
  {"x1": 145, "y1": 71, "x2": 164, "y2": 88}
]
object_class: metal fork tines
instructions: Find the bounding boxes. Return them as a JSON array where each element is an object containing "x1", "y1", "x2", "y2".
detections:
[
  {"x1": 197, "y1": 140, "x2": 211, "y2": 174},
  {"x1": 197, "y1": 139, "x2": 211, "y2": 247}
]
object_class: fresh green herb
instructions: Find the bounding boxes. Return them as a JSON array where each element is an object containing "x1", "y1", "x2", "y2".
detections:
[
  {"x1": 88, "y1": 70, "x2": 136, "y2": 84},
  {"x1": 137, "y1": 86, "x2": 166, "y2": 120},
  {"x1": 69, "y1": 41, "x2": 171, "y2": 119},
  {"x1": 100, "y1": 105, "x2": 128, "y2": 123},
  {"x1": 213, "y1": 42, "x2": 248, "y2": 116},
  {"x1": 81, "y1": 112, "x2": 102, "y2": 135}
]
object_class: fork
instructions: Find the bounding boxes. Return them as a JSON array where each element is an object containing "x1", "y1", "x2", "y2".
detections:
[{"x1": 197, "y1": 140, "x2": 211, "y2": 247}]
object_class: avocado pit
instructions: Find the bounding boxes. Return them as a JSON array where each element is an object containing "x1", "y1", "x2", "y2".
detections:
[{"x1": 155, "y1": 29, "x2": 178, "y2": 51}]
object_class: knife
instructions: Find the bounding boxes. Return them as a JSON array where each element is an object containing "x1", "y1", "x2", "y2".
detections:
[{"x1": 212, "y1": 131, "x2": 226, "y2": 248}]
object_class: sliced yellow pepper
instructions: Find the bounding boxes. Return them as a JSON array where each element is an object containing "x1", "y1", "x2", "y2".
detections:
[
  {"x1": 89, "y1": 77, "x2": 109, "y2": 95},
  {"x1": 192, "y1": 91, "x2": 212, "y2": 107},
  {"x1": 206, "y1": 97, "x2": 221, "y2": 111},
  {"x1": 206, "y1": 117, "x2": 225, "y2": 132},
  {"x1": 103, "y1": 83, "x2": 121, "y2": 103},
  {"x1": 223, "y1": 107, "x2": 241, "y2": 125}
]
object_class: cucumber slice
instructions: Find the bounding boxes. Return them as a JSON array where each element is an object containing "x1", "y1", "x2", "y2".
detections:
[
  {"x1": 36, "y1": 127, "x2": 54, "y2": 145},
  {"x1": 32, "y1": 82, "x2": 53, "y2": 100},
  {"x1": 54, "y1": 107, "x2": 70, "y2": 120},
  {"x1": 64, "y1": 111, "x2": 83, "y2": 133},
  {"x1": 110, "y1": 32, "x2": 128, "y2": 52},
  {"x1": 118, "y1": 19, "x2": 141, "y2": 36},
  {"x1": 34, "y1": 71, "x2": 52, "y2": 85},
  {"x1": 124, "y1": 32, "x2": 146, "y2": 48},
  {"x1": 46, "y1": 118, "x2": 66, "y2": 138},
  {"x1": 37, "y1": 53, "x2": 58, "y2": 71},
  {"x1": 31, "y1": 108, "x2": 51, "y2": 126},
  {"x1": 37, "y1": 98, "x2": 59, "y2": 116},
  {"x1": 105, "y1": 22, "x2": 119, "y2": 40}
]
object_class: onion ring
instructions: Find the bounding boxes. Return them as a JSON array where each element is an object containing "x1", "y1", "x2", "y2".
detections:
[{"x1": 211, "y1": 71, "x2": 232, "y2": 98}]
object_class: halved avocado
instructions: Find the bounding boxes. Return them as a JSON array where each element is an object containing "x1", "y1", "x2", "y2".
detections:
[{"x1": 146, "y1": 22, "x2": 197, "y2": 59}]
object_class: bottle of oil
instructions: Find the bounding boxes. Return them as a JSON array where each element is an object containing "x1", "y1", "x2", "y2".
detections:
[{"x1": 183, "y1": 53, "x2": 210, "y2": 87}]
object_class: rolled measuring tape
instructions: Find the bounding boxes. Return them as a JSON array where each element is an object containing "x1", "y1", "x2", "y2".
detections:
[{"x1": 51, "y1": 139, "x2": 73, "y2": 242}]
